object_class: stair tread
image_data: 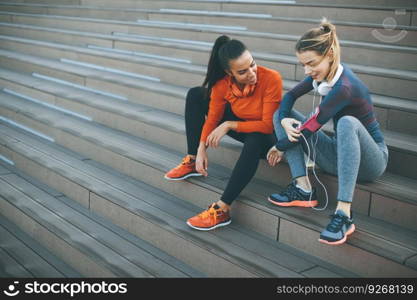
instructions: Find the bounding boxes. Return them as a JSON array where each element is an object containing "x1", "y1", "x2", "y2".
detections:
[
  {"x1": 0, "y1": 48, "x2": 189, "y2": 98},
  {"x1": 6, "y1": 22, "x2": 414, "y2": 88},
  {"x1": 0, "y1": 38, "x2": 416, "y2": 113},
  {"x1": 0, "y1": 3, "x2": 417, "y2": 34},
  {"x1": 0, "y1": 84, "x2": 417, "y2": 203},
  {"x1": 0, "y1": 1, "x2": 415, "y2": 14},
  {"x1": 0, "y1": 172, "x2": 201, "y2": 277},
  {"x1": 1, "y1": 10, "x2": 417, "y2": 54},
  {"x1": 1, "y1": 19, "x2": 416, "y2": 75},
  {"x1": 0, "y1": 215, "x2": 81, "y2": 277},
  {"x1": 0, "y1": 99, "x2": 415, "y2": 272},
  {"x1": 1, "y1": 32, "x2": 416, "y2": 107},
  {"x1": 0, "y1": 246, "x2": 33, "y2": 277},
  {"x1": 3, "y1": 0, "x2": 417, "y2": 11},
  {"x1": 0, "y1": 176, "x2": 160, "y2": 277},
  {"x1": 0, "y1": 0, "x2": 415, "y2": 278},
  {"x1": 0, "y1": 152, "x2": 314, "y2": 278},
  {"x1": 0, "y1": 44, "x2": 416, "y2": 121},
  {"x1": 0, "y1": 122, "x2": 359, "y2": 277},
  {"x1": 0, "y1": 85, "x2": 415, "y2": 202},
  {"x1": 0, "y1": 163, "x2": 11, "y2": 174}
]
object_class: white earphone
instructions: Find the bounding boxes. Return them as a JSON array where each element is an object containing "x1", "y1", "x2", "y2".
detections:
[{"x1": 313, "y1": 64, "x2": 344, "y2": 96}]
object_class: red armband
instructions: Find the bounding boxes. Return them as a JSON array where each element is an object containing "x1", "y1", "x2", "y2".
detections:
[{"x1": 299, "y1": 107, "x2": 322, "y2": 132}]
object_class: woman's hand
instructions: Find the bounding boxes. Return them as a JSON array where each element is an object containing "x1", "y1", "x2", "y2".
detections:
[
  {"x1": 281, "y1": 118, "x2": 302, "y2": 142},
  {"x1": 196, "y1": 145, "x2": 209, "y2": 177},
  {"x1": 206, "y1": 121, "x2": 231, "y2": 148},
  {"x1": 267, "y1": 145, "x2": 284, "y2": 167}
]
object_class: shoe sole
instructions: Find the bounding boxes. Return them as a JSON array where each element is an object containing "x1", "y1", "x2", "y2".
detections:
[
  {"x1": 318, "y1": 224, "x2": 356, "y2": 246},
  {"x1": 186, "y1": 219, "x2": 232, "y2": 231},
  {"x1": 164, "y1": 172, "x2": 203, "y2": 181},
  {"x1": 268, "y1": 197, "x2": 318, "y2": 208}
]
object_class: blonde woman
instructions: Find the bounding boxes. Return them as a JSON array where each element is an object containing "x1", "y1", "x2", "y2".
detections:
[{"x1": 267, "y1": 19, "x2": 388, "y2": 245}]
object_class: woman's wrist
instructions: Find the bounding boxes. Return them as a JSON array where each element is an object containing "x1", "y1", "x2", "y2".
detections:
[
  {"x1": 225, "y1": 121, "x2": 238, "y2": 130},
  {"x1": 198, "y1": 142, "x2": 207, "y2": 152}
]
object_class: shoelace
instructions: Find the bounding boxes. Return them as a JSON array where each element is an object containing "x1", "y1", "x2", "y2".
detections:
[
  {"x1": 173, "y1": 156, "x2": 193, "y2": 170},
  {"x1": 282, "y1": 183, "x2": 302, "y2": 200},
  {"x1": 198, "y1": 206, "x2": 218, "y2": 224},
  {"x1": 326, "y1": 214, "x2": 349, "y2": 233}
]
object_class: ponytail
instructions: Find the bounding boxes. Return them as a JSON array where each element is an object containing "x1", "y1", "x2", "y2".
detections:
[
  {"x1": 295, "y1": 18, "x2": 341, "y2": 81},
  {"x1": 202, "y1": 35, "x2": 247, "y2": 98}
]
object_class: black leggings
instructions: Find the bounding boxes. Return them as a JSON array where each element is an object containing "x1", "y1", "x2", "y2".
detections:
[{"x1": 185, "y1": 86, "x2": 277, "y2": 205}]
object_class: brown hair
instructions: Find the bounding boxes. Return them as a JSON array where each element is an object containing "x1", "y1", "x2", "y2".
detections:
[
  {"x1": 295, "y1": 18, "x2": 341, "y2": 81},
  {"x1": 202, "y1": 35, "x2": 247, "y2": 99}
]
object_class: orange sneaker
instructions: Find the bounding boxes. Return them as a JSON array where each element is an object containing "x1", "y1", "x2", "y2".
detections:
[
  {"x1": 187, "y1": 204, "x2": 231, "y2": 231},
  {"x1": 164, "y1": 155, "x2": 202, "y2": 181}
]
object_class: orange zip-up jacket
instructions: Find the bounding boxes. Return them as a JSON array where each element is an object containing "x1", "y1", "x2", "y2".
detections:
[{"x1": 200, "y1": 65, "x2": 282, "y2": 143}]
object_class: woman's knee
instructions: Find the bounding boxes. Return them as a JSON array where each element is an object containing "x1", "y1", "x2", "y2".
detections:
[
  {"x1": 337, "y1": 116, "x2": 362, "y2": 134},
  {"x1": 186, "y1": 86, "x2": 206, "y2": 104},
  {"x1": 243, "y1": 132, "x2": 265, "y2": 150},
  {"x1": 239, "y1": 135, "x2": 265, "y2": 161},
  {"x1": 338, "y1": 115, "x2": 361, "y2": 128}
]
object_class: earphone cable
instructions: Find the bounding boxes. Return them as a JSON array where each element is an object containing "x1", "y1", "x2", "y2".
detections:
[{"x1": 302, "y1": 91, "x2": 329, "y2": 211}]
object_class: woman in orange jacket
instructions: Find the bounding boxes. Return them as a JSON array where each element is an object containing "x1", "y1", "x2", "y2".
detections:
[{"x1": 165, "y1": 35, "x2": 283, "y2": 231}]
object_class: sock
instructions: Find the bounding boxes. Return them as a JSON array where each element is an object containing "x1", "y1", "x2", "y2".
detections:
[
  {"x1": 187, "y1": 155, "x2": 196, "y2": 162},
  {"x1": 214, "y1": 203, "x2": 229, "y2": 213},
  {"x1": 296, "y1": 184, "x2": 311, "y2": 193}
]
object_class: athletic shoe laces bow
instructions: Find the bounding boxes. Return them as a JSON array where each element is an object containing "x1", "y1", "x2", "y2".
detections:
[{"x1": 198, "y1": 205, "x2": 218, "y2": 223}]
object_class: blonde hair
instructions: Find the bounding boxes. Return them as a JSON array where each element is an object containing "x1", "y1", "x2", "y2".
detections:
[{"x1": 295, "y1": 18, "x2": 341, "y2": 81}]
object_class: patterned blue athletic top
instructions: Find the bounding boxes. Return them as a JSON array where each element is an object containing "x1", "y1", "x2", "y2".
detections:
[{"x1": 276, "y1": 64, "x2": 384, "y2": 151}]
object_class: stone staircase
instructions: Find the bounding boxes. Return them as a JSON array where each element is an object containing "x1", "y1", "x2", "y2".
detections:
[{"x1": 0, "y1": 0, "x2": 416, "y2": 278}]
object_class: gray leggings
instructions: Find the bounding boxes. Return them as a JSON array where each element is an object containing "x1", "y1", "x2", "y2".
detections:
[{"x1": 274, "y1": 109, "x2": 389, "y2": 203}]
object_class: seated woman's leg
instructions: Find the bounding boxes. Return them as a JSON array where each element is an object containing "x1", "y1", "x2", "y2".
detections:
[
  {"x1": 187, "y1": 131, "x2": 275, "y2": 231},
  {"x1": 268, "y1": 109, "x2": 321, "y2": 207},
  {"x1": 165, "y1": 87, "x2": 208, "y2": 180},
  {"x1": 336, "y1": 116, "x2": 388, "y2": 203},
  {"x1": 221, "y1": 132, "x2": 275, "y2": 205},
  {"x1": 319, "y1": 116, "x2": 388, "y2": 245},
  {"x1": 185, "y1": 86, "x2": 209, "y2": 156},
  {"x1": 273, "y1": 109, "x2": 307, "y2": 180}
]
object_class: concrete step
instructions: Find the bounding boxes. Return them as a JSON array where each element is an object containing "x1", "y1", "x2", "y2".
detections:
[
  {"x1": 0, "y1": 162, "x2": 204, "y2": 278},
  {"x1": 0, "y1": 82, "x2": 415, "y2": 224},
  {"x1": 297, "y1": 0, "x2": 417, "y2": 8},
  {"x1": 0, "y1": 64, "x2": 415, "y2": 177},
  {"x1": 0, "y1": 20, "x2": 416, "y2": 74},
  {"x1": 0, "y1": 215, "x2": 81, "y2": 277},
  {"x1": 1, "y1": 10, "x2": 417, "y2": 73},
  {"x1": 1, "y1": 3, "x2": 416, "y2": 47},
  {"x1": 146, "y1": 11, "x2": 417, "y2": 49},
  {"x1": 0, "y1": 110, "x2": 415, "y2": 277},
  {"x1": 0, "y1": 33, "x2": 415, "y2": 102},
  {"x1": 0, "y1": 48, "x2": 189, "y2": 115},
  {"x1": 0, "y1": 45, "x2": 415, "y2": 142},
  {"x1": 0, "y1": 124, "x2": 359, "y2": 278},
  {"x1": 68, "y1": 0, "x2": 417, "y2": 26},
  {"x1": 0, "y1": 41, "x2": 416, "y2": 137},
  {"x1": 0, "y1": 59, "x2": 416, "y2": 181}
]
